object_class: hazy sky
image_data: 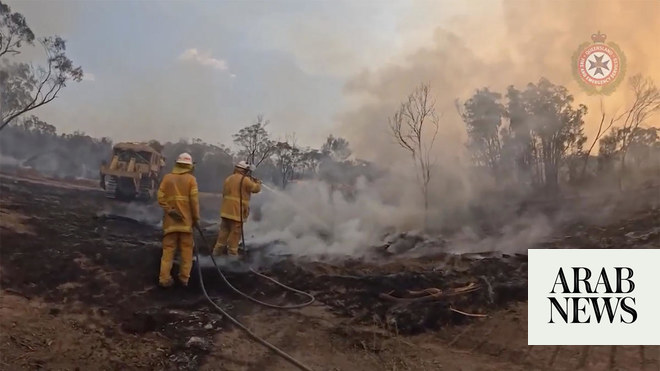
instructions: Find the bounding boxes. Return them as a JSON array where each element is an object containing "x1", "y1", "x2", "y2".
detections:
[
  {"x1": 6, "y1": 0, "x2": 659, "y2": 159},
  {"x1": 6, "y1": 0, "x2": 480, "y2": 148}
]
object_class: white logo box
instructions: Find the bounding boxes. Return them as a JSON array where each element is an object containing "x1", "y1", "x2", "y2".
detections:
[{"x1": 528, "y1": 249, "x2": 660, "y2": 345}]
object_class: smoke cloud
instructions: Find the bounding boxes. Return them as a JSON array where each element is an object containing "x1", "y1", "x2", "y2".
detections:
[
  {"x1": 246, "y1": 0, "x2": 660, "y2": 258},
  {"x1": 3, "y1": 0, "x2": 658, "y2": 259},
  {"x1": 341, "y1": 0, "x2": 660, "y2": 162},
  {"x1": 248, "y1": 178, "x2": 421, "y2": 257}
]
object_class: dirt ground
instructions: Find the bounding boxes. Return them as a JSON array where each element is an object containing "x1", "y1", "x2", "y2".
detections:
[{"x1": 1, "y1": 173, "x2": 659, "y2": 370}]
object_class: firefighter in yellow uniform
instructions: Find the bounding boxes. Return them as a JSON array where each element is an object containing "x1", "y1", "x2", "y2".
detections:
[
  {"x1": 213, "y1": 161, "x2": 261, "y2": 258},
  {"x1": 157, "y1": 152, "x2": 201, "y2": 288}
]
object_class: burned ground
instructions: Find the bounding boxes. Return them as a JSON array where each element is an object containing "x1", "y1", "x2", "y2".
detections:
[{"x1": 1, "y1": 174, "x2": 659, "y2": 370}]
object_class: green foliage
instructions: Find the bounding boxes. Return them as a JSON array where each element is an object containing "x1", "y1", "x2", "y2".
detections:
[
  {"x1": 461, "y1": 78, "x2": 587, "y2": 190},
  {"x1": 232, "y1": 115, "x2": 274, "y2": 167},
  {"x1": 0, "y1": 1, "x2": 83, "y2": 130},
  {"x1": 272, "y1": 140, "x2": 302, "y2": 189},
  {"x1": 0, "y1": 116, "x2": 111, "y2": 178},
  {"x1": 161, "y1": 139, "x2": 233, "y2": 192},
  {"x1": 458, "y1": 88, "x2": 505, "y2": 172},
  {"x1": 599, "y1": 126, "x2": 660, "y2": 168},
  {"x1": 321, "y1": 135, "x2": 352, "y2": 161},
  {"x1": 0, "y1": 1, "x2": 35, "y2": 57}
]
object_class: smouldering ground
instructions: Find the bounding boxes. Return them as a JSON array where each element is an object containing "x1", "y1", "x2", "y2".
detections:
[{"x1": 1, "y1": 173, "x2": 659, "y2": 370}]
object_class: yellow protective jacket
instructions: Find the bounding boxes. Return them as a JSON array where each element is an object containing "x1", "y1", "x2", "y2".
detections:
[
  {"x1": 157, "y1": 164, "x2": 201, "y2": 235},
  {"x1": 220, "y1": 171, "x2": 261, "y2": 222}
]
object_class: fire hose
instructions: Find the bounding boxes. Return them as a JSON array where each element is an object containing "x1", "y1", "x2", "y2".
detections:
[{"x1": 191, "y1": 174, "x2": 315, "y2": 371}]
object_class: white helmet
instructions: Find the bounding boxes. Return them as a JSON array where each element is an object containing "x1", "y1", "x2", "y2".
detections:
[
  {"x1": 176, "y1": 152, "x2": 193, "y2": 165},
  {"x1": 235, "y1": 160, "x2": 254, "y2": 171}
]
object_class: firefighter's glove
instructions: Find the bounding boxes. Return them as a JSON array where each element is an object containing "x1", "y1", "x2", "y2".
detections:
[{"x1": 168, "y1": 209, "x2": 184, "y2": 221}]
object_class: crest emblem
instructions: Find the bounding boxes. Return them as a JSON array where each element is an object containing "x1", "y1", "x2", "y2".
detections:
[{"x1": 572, "y1": 31, "x2": 626, "y2": 95}]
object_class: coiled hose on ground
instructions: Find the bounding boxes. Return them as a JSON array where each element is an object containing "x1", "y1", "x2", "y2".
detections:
[{"x1": 192, "y1": 173, "x2": 315, "y2": 370}]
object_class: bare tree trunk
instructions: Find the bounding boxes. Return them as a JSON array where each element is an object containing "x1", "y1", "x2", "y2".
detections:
[
  {"x1": 582, "y1": 111, "x2": 615, "y2": 179},
  {"x1": 616, "y1": 75, "x2": 660, "y2": 189},
  {"x1": 618, "y1": 150, "x2": 627, "y2": 191},
  {"x1": 389, "y1": 83, "x2": 439, "y2": 231},
  {"x1": 423, "y1": 183, "x2": 429, "y2": 229}
]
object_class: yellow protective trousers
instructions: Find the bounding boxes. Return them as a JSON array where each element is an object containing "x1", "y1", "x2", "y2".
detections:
[
  {"x1": 159, "y1": 232, "x2": 194, "y2": 286},
  {"x1": 214, "y1": 217, "x2": 243, "y2": 256}
]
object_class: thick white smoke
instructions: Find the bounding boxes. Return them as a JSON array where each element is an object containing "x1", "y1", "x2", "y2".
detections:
[
  {"x1": 249, "y1": 175, "x2": 424, "y2": 257},
  {"x1": 245, "y1": 152, "x2": 547, "y2": 258},
  {"x1": 256, "y1": 0, "x2": 660, "y2": 259}
]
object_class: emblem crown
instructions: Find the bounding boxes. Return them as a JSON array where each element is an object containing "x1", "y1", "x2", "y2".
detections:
[{"x1": 591, "y1": 31, "x2": 607, "y2": 43}]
